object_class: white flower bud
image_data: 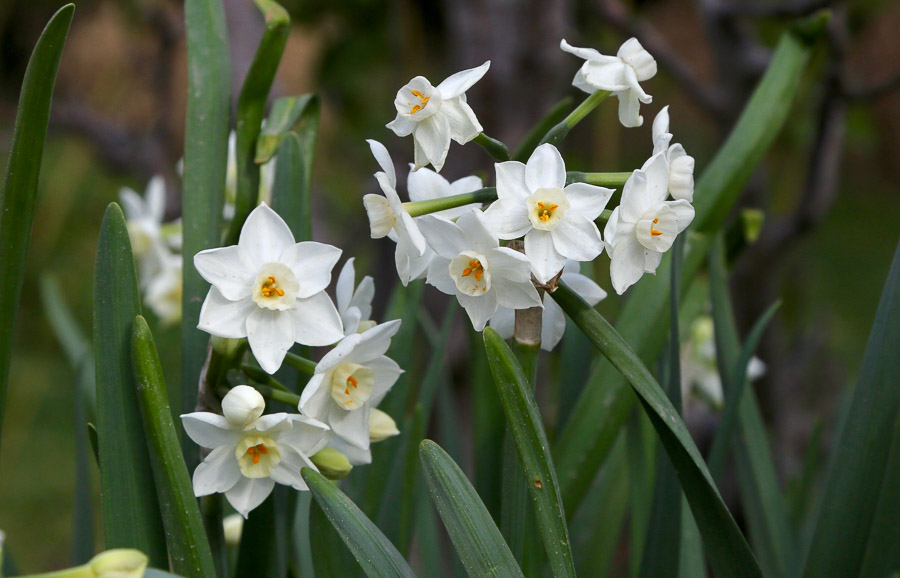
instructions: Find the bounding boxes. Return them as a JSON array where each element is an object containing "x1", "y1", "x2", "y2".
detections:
[
  {"x1": 222, "y1": 385, "x2": 265, "y2": 427},
  {"x1": 223, "y1": 513, "x2": 244, "y2": 547},
  {"x1": 88, "y1": 549, "x2": 149, "y2": 578},
  {"x1": 369, "y1": 408, "x2": 400, "y2": 443},
  {"x1": 311, "y1": 447, "x2": 353, "y2": 480}
]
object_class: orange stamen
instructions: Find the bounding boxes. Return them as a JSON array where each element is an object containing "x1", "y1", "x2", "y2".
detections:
[
  {"x1": 650, "y1": 217, "x2": 662, "y2": 237},
  {"x1": 409, "y1": 90, "x2": 430, "y2": 114},
  {"x1": 347, "y1": 375, "x2": 359, "y2": 388},
  {"x1": 261, "y1": 276, "x2": 285, "y2": 297}
]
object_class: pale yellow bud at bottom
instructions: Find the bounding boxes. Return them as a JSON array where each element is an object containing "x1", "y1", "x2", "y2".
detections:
[
  {"x1": 223, "y1": 513, "x2": 244, "y2": 547},
  {"x1": 369, "y1": 408, "x2": 400, "y2": 443},
  {"x1": 311, "y1": 447, "x2": 353, "y2": 480},
  {"x1": 89, "y1": 549, "x2": 149, "y2": 578}
]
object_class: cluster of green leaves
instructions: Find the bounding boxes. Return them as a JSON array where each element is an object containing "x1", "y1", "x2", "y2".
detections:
[{"x1": 2, "y1": 2, "x2": 899, "y2": 578}]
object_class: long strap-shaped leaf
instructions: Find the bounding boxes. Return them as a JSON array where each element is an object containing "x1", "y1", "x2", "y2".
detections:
[
  {"x1": 132, "y1": 316, "x2": 216, "y2": 577},
  {"x1": 551, "y1": 284, "x2": 763, "y2": 578},
  {"x1": 0, "y1": 3, "x2": 74, "y2": 453},
  {"x1": 551, "y1": 12, "x2": 828, "y2": 518},
  {"x1": 182, "y1": 0, "x2": 231, "y2": 426},
  {"x1": 483, "y1": 328, "x2": 576, "y2": 578},
  {"x1": 224, "y1": 0, "x2": 290, "y2": 244},
  {"x1": 94, "y1": 204, "x2": 168, "y2": 566},
  {"x1": 302, "y1": 468, "x2": 416, "y2": 578},
  {"x1": 420, "y1": 440, "x2": 524, "y2": 578},
  {"x1": 804, "y1": 241, "x2": 900, "y2": 577}
]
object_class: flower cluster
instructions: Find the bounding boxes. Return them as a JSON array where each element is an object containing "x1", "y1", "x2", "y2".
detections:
[{"x1": 364, "y1": 37, "x2": 696, "y2": 345}]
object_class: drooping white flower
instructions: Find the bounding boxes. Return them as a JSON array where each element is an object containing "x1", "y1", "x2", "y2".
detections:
[
  {"x1": 181, "y1": 385, "x2": 330, "y2": 518},
  {"x1": 652, "y1": 106, "x2": 695, "y2": 202},
  {"x1": 363, "y1": 139, "x2": 429, "y2": 285},
  {"x1": 681, "y1": 316, "x2": 766, "y2": 409},
  {"x1": 561, "y1": 38, "x2": 657, "y2": 128},
  {"x1": 482, "y1": 143, "x2": 613, "y2": 284},
  {"x1": 604, "y1": 152, "x2": 695, "y2": 295},
  {"x1": 194, "y1": 203, "x2": 344, "y2": 373},
  {"x1": 299, "y1": 321, "x2": 403, "y2": 452},
  {"x1": 326, "y1": 407, "x2": 400, "y2": 466},
  {"x1": 420, "y1": 210, "x2": 543, "y2": 330},
  {"x1": 386, "y1": 61, "x2": 491, "y2": 171},
  {"x1": 144, "y1": 245, "x2": 182, "y2": 326},
  {"x1": 489, "y1": 261, "x2": 607, "y2": 351},
  {"x1": 336, "y1": 258, "x2": 376, "y2": 335}
]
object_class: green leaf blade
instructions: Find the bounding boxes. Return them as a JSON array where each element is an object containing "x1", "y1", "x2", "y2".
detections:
[
  {"x1": 94, "y1": 203, "x2": 167, "y2": 566},
  {"x1": 419, "y1": 439, "x2": 524, "y2": 578}
]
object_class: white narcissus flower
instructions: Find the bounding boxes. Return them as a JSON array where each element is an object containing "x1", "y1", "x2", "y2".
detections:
[
  {"x1": 224, "y1": 130, "x2": 278, "y2": 220},
  {"x1": 490, "y1": 261, "x2": 607, "y2": 351},
  {"x1": 604, "y1": 153, "x2": 695, "y2": 295},
  {"x1": 336, "y1": 258, "x2": 376, "y2": 335},
  {"x1": 299, "y1": 321, "x2": 403, "y2": 453},
  {"x1": 420, "y1": 210, "x2": 543, "y2": 331},
  {"x1": 561, "y1": 38, "x2": 657, "y2": 128},
  {"x1": 144, "y1": 245, "x2": 182, "y2": 327},
  {"x1": 363, "y1": 139, "x2": 429, "y2": 286},
  {"x1": 325, "y1": 408, "x2": 401, "y2": 466},
  {"x1": 181, "y1": 385, "x2": 330, "y2": 518},
  {"x1": 386, "y1": 61, "x2": 490, "y2": 171},
  {"x1": 482, "y1": 143, "x2": 613, "y2": 284},
  {"x1": 194, "y1": 203, "x2": 344, "y2": 373},
  {"x1": 119, "y1": 175, "x2": 166, "y2": 259},
  {"x1": 407, "y1": 163, "x2": 484, "y2": 220},
  {"x1": 652, "y1": 106, "x2": 695, "y2": 202}
]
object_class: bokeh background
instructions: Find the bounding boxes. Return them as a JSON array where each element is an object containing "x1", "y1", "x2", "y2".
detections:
[{"x1": 0, "y1": 0, "x2": 898, "y2": 572}]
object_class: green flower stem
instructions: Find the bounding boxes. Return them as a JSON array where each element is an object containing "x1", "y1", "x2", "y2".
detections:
[
  {"x1": 566, "y1": 171, "x2": 631, "y2": 188},
  {"x1": 474, "y1": 133, "x2": 511, "y2": 162},
  {"x1": 594, "y1": 209, "x2": 613, "y2": 227},
  {"x1": 513, "y1": 97, "x2": 574, "y2": 161},
  {"x1": 250, "y1": 383, "x2": 302, "y2": 407},
  {"x1": 240, "y1": 364, "x2": 292, "y2": 393},
  {"x1": 539, "y1": 90, "x2": 611, "y2": 147},
  {"x1": 402, "y1": 187, "x2": 498, "y2": 218},
  {"x1": 284, "y1": 352, "x2": 317, "y2": 375}
]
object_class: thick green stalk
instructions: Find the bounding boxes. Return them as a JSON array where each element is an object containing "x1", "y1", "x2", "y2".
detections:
[
  {"x1": 473, "y1": 133, "x2": 511, "y2": 162},
  {"x1": 283, "y1": 352, "x2": 318, "y2": 375},
  {"x1": 402, "y1": 187, "x2": 497, "y2": 217},
  {"x1": 539, "y1": 90, "x2": 611, "y2": 146},
  {"x1": 132, "y1": 316, "x2": 216, "y2": 577},
  {"x1": 252, "y1": 383, "x2": 301, "y2": 407},
  {"x1": 566, "y1": 171, "x2": 631, "y2": 188}
]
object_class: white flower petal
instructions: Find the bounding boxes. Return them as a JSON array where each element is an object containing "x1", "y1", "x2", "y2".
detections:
[
  {"x1": 194, "y1": 246, "x2": 255, "y2": 301},
  {"x1": 197, "y1": 288, "x2": 254, "y2": 339},
  {"x1": 604, "y1": 207, "x2": 620, "y2": 247},
  {"x1": 668, "y1": 199, "x2": 695, "y2": 233},
  {"x1": 181, "y1": 413, "x2": 242, "y2": 448},
  {"x1": 449, "y1": 175, "x2": 484, "y2": 196},
  {"x1": 118, "y1": 187, "x2": 144, "y2": 221},
  {"x1": 652, "y1": 106, "x2": 672, "y2": 155},
  {"x1": 367, "y1": 356, "x2": 403, "y2": 407},
  {"x1": 366, "y1": 138, "x2": 398, "y2": 187},
  {"x1": 226, "y1": 476, "x2": 275, "y2": 518},
  {"x1": 560, "y1": 39, "x2": 604, "y2": 62},
  {"x1": 145, "y1": 176, "x2": 167, "y2": 223},
  {"x1": 436, "y1": 61, "x2": 490, "y2": 99},
  {"x1": 616, "y1": 87, "x2": 644, "y2": 128},
  {"x1": 418, "y1": 215, "x2": 467, "y2": 259},
  {"x1": 441, "y1": 97, "x2": 483, "y2": 144},
  {"x1": 495, "y1": 161, "x2": 531, "y2": 200},
  {"x1": 407, "y1": 166, "x2": 451, "y2": 202},
  {"x1": 363, "y1": 193, "x2": 395, "y2": 239},
  {"x1": 351, "y1": 276, "x2": 375, "y2": 320},
  {"x1": 618, "y1": 38, "x2": 657, "y2": 80},
  {"x1": 667, "y1": 144, "x2": 695, "y2": 202},
  {"x1": 609, "y1": 234, "x2": 647, "y2": 294},
  {"x1": 349, "y1": 319, "x2": 402, "y2": 364},
  {"x1": 525, "y1": 229, "x2": 567, "y2": 284},
  {"x1": 426, "y1": 257, "x2": 457, "y2": 295},
  {"x1": 485, "y1": 246, "x2": 533, "y2": 284},
  {"x1": 639, "y1": 152, "x2": 670, "y2": 208},
  {"x1": 455, "y1": 210, "x2": 500, "y2": 253},
  {"x1": 275, "y1": 414, "x2": 331, "y2": 455},
  {"x1": 488, "y1": 306, "x2": 515, "y2": 339},
  {"x1": 193, "y1": 446, "x2": 241, "y2": 496},
  {"x1": 330, "y1": 405, "x2": 371, "y2": 450},
  {"x1": 413, "y1": 114, "x2": 452, "y2": 172},
  {"x1": 268, "y1": 446, "x2": 310, "y2": 490},
  {"x1": 291, "y1": 292, "x2": 344, "y2": 347},
  {"x1": 279, "y1": 242, "x2": 341, "y2": 298},
  {"x1": 493, "y1": 277, "x2": 542, "y2": 310},
  {"x1": 482, "y1": 198, "x2": 532, "y2": 240},
  {"x1": 525, "y1": 144, "x2": 566, "y2": 192},
  {"x1": 563, "y1": 183, "x2": 614, "y2": 220},
  {"x1": 582, "y1": 59, "x2": 629, "y2": 91},
  {"x1": 561, "y1": 271, "x2": 607, "y2": 306},
  {"x1": 299, "y1": 373, "x2": 331, "y2": 417},
  {"x1": 551, "y1": 213, "x2": 604, "y2": 261},
  {"x1": 246, "y1": 308, "x2": 295, "y2": 374},
  {"x1": 238, "y1": 204, "x2": 296, "y2": 266},
  {"x1": 386, "y1": 115, "x2": 417, "y2": 139},
  {"x1": 457, "y1": 290, "x2": 499, "y2": 331},
  {"x1": 643, "y1": 248, "x2": 663, "y2": 273},
  {"x1": 540, "y1": 295, "x2": 567, "y2": 351},
  {"x1": 336, "y1": 258, "x2": 357, "y2": 315},
  {"x1": 328, "y1": 436, "x2": 372, "y2": 466}
]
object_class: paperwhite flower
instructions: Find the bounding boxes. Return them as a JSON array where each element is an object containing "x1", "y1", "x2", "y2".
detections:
[
  {"x1": 604, "y1": 153, "x2": 695, "y2": 295},
  {"x1": 181, "y1": 385, "x2": 330, "y2": 518},
  {"x1": 144, "y1": 245, "x2": 182, "y2": 326},
  {"x1": 482, "y1": 143, "x2": 613, "y2": 284},
  {"x1": 119, "y1": 175, "x2": 166, "y2": 259},
  {"x1": 224, "y1": 130, "x2": 277, "y2": 219},
  {"x1": 420, "y1": 210, "x2": 543, "y2": 330},
  {"x1": 681, "y1": 316, "x2": 766, "y2": 408},
  {"x1": 336, "y1": 258, "x2": 376, "y2": 335},
  {"x1": 194, "y1": 203, "x2": 344, "y2": 373},
  {"x1": 326, "y1": 407, "x2": 400, "y2": 466},
  {"x1": 299, "y1": 321, "x2": 403, "y2": 452},
  {"x1": 652, "y1": 106, "x2": 695, "y2": 202},
  {"x1": 363, "y1": 139, "x2": 429, "y2": 286},
  {"x1": 561, "y1": 38, "x2": 657, "y2": 128},
  {"x1": 490, "y1": 261, "x2": 607, "y2": 351},
  {"x1": 386, "y1": 61, "x2": 490, "y2": 171}
]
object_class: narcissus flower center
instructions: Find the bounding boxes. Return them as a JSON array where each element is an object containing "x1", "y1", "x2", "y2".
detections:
[
  {"x1": 409, "y1": 90, "x2": 430, "y2": 114},
  {"x1": 636, "y1": 204, "x2": 678, "y2": 252},
  {"x1": 251, "y1": 262, "x2": 300, "y2": 311},
  {"x1": 331, "y1": 362, "x2": 375, "y2": 410},
  {"x1": 235, "y1": 435, "x2": 281, "y2": 478},
  {"x1": 526, "y1": 188, "x2": 570, "y2": 231},
  {"x1": 450, "y1": 251, "x2": 491, "y2": 296}
]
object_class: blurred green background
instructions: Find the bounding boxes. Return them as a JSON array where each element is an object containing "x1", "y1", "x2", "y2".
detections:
[{"x1": 0, "y1": 0, "x2": 898, "y2": 571}]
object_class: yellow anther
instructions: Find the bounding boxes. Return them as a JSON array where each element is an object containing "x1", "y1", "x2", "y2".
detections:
[
  {"x1": 650, "y1": 217, "x2": 662, "y2": 237},
  {"x1": 245, "y1": 443, "x2": 268, "y2": 464},
  {"x1": 260, "y1": 276, "x2": 285, "y2": 297},
  {"x1": 347, "y1": 376, "x2": 359, "y2": 388},
  {"x1": 409, "y1": 89, "x2": 431, "y2": 114},
  {"x1": 537, "y1": 202, "x2": 559, "y2": 222},
  {"x1": 461, "y1": 258, "x2": 484, "y2": 280}
]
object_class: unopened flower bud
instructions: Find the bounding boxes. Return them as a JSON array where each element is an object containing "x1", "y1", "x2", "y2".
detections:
[
  {"x1": 369, "y1": 408, "x2": 400, "y2": 443},
  {"x1": 741, "y1": 208, "x2": 765, "y2": 244},
  {"x1": 89, "y1": 549, "x2": 149, "y2": 578},
  {"x1": 311, "y1": 447, "x2": 353, "y2": 480},
  {"x1": 223, "y1": 513, "x2": 244, "y2": 547},
  {"x1": 211, "y1": 336, "x2": 244, "y2": 358},
  {"x1": 222, "y1": 385, "x2": 265, "y2": 427}
]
